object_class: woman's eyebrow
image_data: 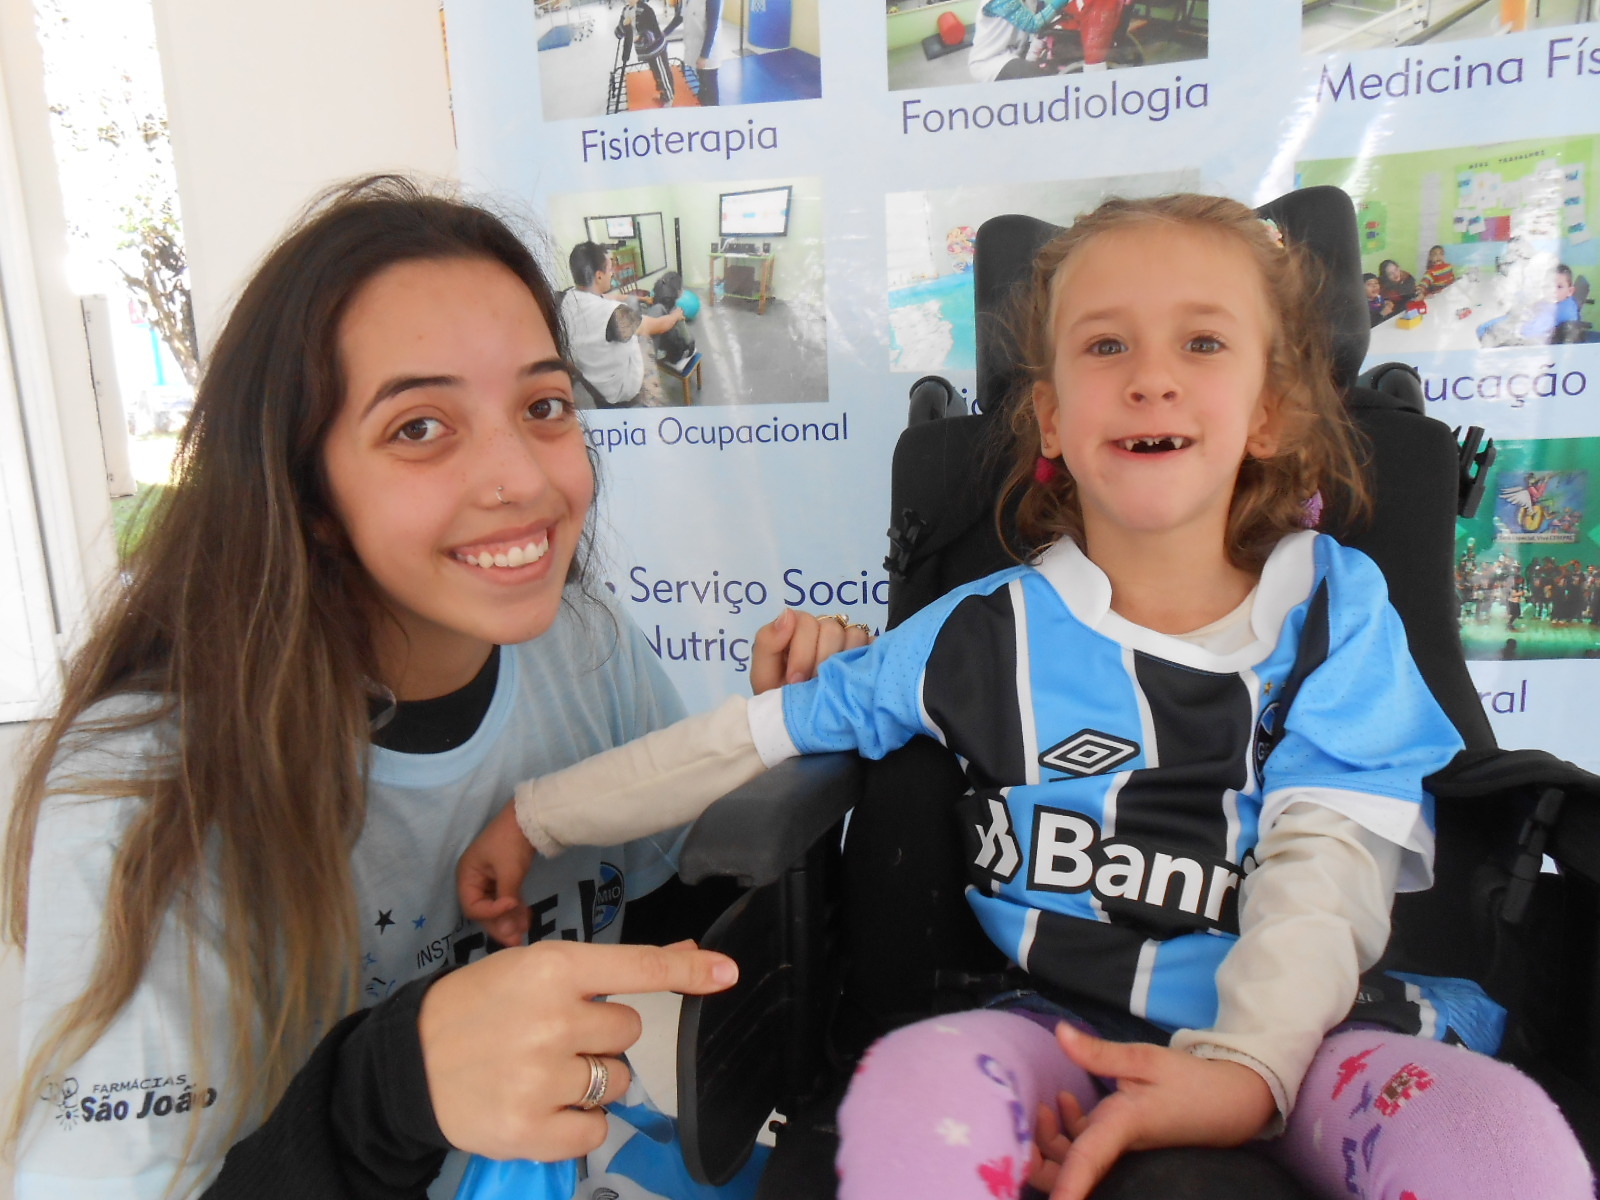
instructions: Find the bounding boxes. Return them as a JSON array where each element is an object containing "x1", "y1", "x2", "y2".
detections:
[
  {"x1": 363, "y1": 358, "x2": 571, "y2": 418},
  {"x1": 364, "y1": 373, "x2": 461, "y2": 418}
]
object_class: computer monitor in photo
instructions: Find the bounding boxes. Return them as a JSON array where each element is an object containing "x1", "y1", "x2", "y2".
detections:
[
  {"x1": 604, "y1": 215, "x2": 637, "y2": 239},
  {"x1": 719, "y1": 185, "x2": 792, "y2": 240}
]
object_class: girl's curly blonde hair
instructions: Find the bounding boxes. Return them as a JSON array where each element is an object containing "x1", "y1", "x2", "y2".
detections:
[{"x1": 998, "y1": 193, "x2": 1369, "y2": 573}]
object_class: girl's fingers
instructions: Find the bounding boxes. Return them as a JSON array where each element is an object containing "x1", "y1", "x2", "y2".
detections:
[
  {"x1": 1051, "y1": 1102, "x2": 1137, "y2": 1200},
  {"x1": 748, "y1": 608, "x2": 796, "y2": 694},
  {"x1": 783, "y1": 613, "x2": 821, "y2": 685},
  {"x1": 1055, "y1": 1023, "x2": 1154, "y2": 1082},
  {"x1": 814, "y1": 614, "x2": 847, "y2": 664},
  {"x1": 1057, "y1": 1088, "x2": 1090, "y2": 1140}
]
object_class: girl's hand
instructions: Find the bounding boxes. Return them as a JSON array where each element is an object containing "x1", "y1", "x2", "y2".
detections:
[
  {"x1": 457, "y1": 799, "x2": 536, "y2": 947},
  {"x1": 749, "y1": 608, "x2": 873, "y2": 693},
  {"x1": 1042, "y1": 1024, "x2": 1277, "y2": 1200},
  {"x1": 418, "y1": 940, "x2": 737, "y2": 1160}
]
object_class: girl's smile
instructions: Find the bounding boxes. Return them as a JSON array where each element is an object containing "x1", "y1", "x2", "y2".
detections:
[{"x1": 323, "y1": 256, "x2": 593, "y2": 698}]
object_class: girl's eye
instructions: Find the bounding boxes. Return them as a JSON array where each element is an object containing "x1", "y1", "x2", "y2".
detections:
[
  {"x1": 1187, "y1": 335, "x2": 1224, "y2": 353},
  {"x1": 1088, "y1": 337, "x2": 1125, "y2": 356},
  {"x1": 392, "y1": 416, "x2": 445, "y2": 444},
  {"x1": 527, "y1": 395, "x2": 574, "y2": 423}
]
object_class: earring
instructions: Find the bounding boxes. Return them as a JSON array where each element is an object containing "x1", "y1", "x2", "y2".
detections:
[
  {"x1": 496, "y1": 485, "x2": 510, "y2": 506},
  {"x1": 1034, "y1": 456, "x2": 1059, "y2": 484}
]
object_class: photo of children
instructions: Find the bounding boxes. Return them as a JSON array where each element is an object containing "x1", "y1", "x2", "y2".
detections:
[
  {"x1": 885, "y1": 167, "x2": 1197, "y2": 373},
  {"x1": 547, "y1": 176, "x2": 826, "y2": 407},
  {"x1": 1302, "y1": 0, "x2": 1597, "y2": 55},
  {"x1": 884, "y1": 0, "x2": 1206, "y2": 92},
  {"x1": 1298, "y1": 134, "x2": 1599, "y2": 355},
  {"x1": 535, "y1": 0, "x2": 822, "y2": 120},
  {"x1": 1455, "y1": 437, "x2": 1600, "y2": 661}
]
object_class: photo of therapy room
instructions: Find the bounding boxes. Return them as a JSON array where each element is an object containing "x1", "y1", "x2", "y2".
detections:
[
  {"x1": 886, "y1": 167, "x2": 1197, "y2": 374},
  {"x1": 885, "y1": 0, "x2": 1207, "y2": 92},
  {"x1": 1298, "y1": 134, "x2": 1599, "y2": 357},
  {"x1": 547, "y1": 175, "x2": 826, "y2": 408},
  {"x1": 535, "y1": 0, "x2": 821, "y2": 120},
  {"x1": 1302, "y1": 0, "x2": 1597, "y2": 56}
]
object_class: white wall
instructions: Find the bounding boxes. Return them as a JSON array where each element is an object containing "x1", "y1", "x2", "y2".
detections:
[
  {"x1": 0, "y1": 0, "x2": 117, "y2": 626},
  {"x1": 150, "y1": 0, "x2": 459, "y2": 350}
]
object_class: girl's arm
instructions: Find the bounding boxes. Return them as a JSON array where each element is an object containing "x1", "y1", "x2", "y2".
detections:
[{"x1": 1169, "y1": 799, "x2": 1399, "y2": 1119}]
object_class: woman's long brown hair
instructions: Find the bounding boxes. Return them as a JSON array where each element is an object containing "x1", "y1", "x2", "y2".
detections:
[
  {"x1": 997, "y1": 193, "x2": 1370, "y2": 572},
  {"x1": 3, "y1": 177, "x2": 575, "y2": 1183}
]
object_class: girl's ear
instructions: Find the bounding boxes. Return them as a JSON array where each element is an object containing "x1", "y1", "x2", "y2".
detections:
[
  {"x1": 1033, "y1": 380, "x2": 1062, "y2": 458},
  {"x1": 1245, "y1": 388, "x2": 1282, "y2": 460}
]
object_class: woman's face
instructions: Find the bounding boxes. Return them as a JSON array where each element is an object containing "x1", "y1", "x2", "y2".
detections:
[{"x1": 323, "y1": 256, "x2": 593, "y2": 697}]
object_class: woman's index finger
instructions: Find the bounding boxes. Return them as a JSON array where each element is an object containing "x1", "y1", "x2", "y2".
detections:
[{"x1": 545, "y1": 941, "x2": 739, "y2": 999}]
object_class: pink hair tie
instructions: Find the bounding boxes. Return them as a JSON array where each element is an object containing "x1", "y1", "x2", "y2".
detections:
[
  {"x1": 1034, "y1": 456, "x2": 1059, "y2": 485},
  {"x1": 1302, "y1": 491, "x2": 1324, "y2": 528}
]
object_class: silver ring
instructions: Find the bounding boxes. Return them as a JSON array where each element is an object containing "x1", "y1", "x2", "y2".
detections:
[
  {"x1": 496, "y1": 485, "x2": 510, "y2": 506},
  {"x1": 576, "y1": 1053, "x2": 609, "y2": 1110}
]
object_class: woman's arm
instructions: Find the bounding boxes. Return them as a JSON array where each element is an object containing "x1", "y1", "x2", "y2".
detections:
[{"x1": 204, "y1": 977, "x2": 448, "y2": 1200}]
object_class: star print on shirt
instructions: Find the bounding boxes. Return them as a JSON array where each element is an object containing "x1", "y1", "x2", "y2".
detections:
[
  {"x1": 374, "y1": 910, "x2": 394, "y2": 933},
  {"x1": 413, "y1": 915, "x2": 427, "y2": 930}
]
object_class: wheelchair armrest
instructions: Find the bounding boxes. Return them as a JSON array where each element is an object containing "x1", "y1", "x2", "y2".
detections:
[{"x1": 678, "y1": 752, "x2": 864, "y2": 888}]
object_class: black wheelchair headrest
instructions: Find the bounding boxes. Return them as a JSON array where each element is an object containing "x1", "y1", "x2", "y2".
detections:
[{"x1": 973, "y1": 186, "x2": 1371, "y2": 413}]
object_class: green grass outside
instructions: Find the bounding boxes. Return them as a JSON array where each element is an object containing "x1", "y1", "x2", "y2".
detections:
[{"x1": 111, "y1": 482, "x2": 168, "y2": 563}]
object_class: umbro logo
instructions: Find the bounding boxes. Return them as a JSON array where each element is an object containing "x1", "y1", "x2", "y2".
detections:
[{"x1": 1039, "y1": 729, "x2": 1139, "y2": 777}]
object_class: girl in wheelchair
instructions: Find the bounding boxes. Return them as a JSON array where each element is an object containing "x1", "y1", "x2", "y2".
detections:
[{"x1": 462, "y1": 195, "x2": 1590, "y2": 1200}]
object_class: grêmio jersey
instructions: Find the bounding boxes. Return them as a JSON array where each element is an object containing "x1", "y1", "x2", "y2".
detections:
[{"x1": 758, "y1": 532, "x2": 1495, "y2": 1046}]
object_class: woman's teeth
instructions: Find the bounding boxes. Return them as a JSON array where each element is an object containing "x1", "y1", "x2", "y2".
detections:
[{"x1": 457, "y1": 537, "x2": 549, "y2": 569}]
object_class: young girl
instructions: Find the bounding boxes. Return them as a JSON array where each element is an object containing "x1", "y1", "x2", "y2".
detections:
[
  {"x1": 461, "y1": 195, "x2": 1591, "y2": 1200},
  {"x1": 2, "y1": 177, "x2": 870, "y2": 1200}
]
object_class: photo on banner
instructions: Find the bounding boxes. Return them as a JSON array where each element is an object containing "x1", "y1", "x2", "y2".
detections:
[
  {"x1": 1298, "y1": 134, "x2": 1600, "y2": 357},
  {"x1": 547, "y1": 175, "x2": 827, "y2": 407},
  {"x1": 1455, "y1": 436, "x2": 1600, "y2": 661},
  {"x1": 1302, "y1": 0, "x2": 1597, "y2": 56},
  {"x1": 885, "y1": 0, "x2": 1208, "y2": 90},
  {"x1": 534, "y1": 0, "x2": 822, "y2": 120},
  {"x1": 885, "y1": 168, "x2": 1198, "y2": 374}
]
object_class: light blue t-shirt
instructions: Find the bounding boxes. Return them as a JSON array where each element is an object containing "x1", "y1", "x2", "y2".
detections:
[{"x1": 17, "y1": 590, "x2": 689, "y2": 1200}]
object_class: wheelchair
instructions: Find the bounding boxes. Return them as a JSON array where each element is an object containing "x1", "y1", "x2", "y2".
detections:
[{"x1": 664, "y1": 186, "x2": 1600, "y2": 1198}]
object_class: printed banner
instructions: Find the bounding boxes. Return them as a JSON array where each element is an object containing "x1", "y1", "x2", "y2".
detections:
[{"x1": 441, "y1": 0, "x2": 1600, "y2": 768}]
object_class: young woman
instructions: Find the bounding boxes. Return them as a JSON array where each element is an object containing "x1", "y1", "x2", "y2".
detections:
[{"x1": 4, "y1": 176, "x2": 859, "y2": 1200}]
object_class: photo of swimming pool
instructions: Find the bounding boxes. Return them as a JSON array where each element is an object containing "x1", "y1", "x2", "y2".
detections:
[{"x1": 888, "y1": 272, "x2": 976, "y2": 373}]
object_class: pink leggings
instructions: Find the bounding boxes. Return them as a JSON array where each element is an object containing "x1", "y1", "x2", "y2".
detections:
[{"x1": 835, "y1": 1009, "x2": 1592, "y2": 1200}]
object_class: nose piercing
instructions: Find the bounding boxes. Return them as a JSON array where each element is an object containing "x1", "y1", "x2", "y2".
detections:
[{"x1": 496, "y1": 485, "x2": 509, "y2": 506}]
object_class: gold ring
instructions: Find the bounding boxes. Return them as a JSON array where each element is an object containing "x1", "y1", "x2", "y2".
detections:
[
  {"x1": 824, "y1": 613, "x2": 849, "y2": 627},
  {"x1": 576, "y1": 1053, "x2": 609, "y2": 1110}
]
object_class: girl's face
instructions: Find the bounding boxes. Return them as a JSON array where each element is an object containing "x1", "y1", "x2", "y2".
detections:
[
  {"x1": 1428, "y1": 247, "x2": 1445, "y2": 264},
  {"x1": 1032, "y1": 225, "x2": 1278, "y2": 554},
  {"x1": 323, "y1": 256, "x2": 593, "y2": 697},
  {"x1": 1382, "y1": 261, "x2": 1403, "y2": 281}
]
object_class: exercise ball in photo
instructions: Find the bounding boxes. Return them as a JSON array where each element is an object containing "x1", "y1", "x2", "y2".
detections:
[{"x1": 678, "y1": 289, "x2": 701, "y2": 321}]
